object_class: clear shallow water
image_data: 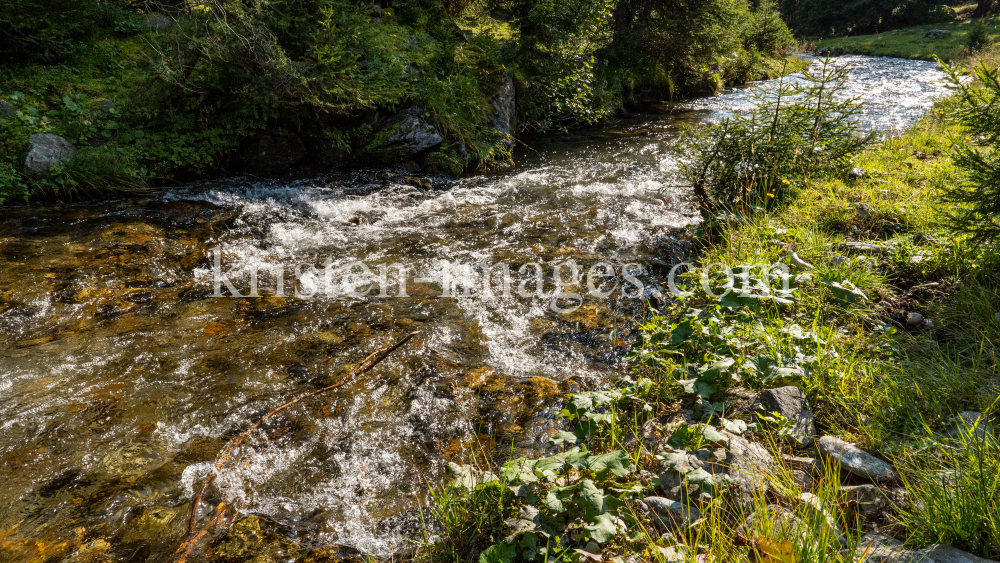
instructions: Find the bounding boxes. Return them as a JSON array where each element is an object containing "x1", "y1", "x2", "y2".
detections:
[{"x1": 0, "y1": 56, "x2": 949, "y2": 560}]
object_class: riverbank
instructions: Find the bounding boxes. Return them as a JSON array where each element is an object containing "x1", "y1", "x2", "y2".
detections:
[
  {"x1": 404, "y1": 98, "x2": 1000, "y2": 562},
  {"x1": 817, "y1": 16, "x2": 1000, "y2": 61},
  {"x1": 0, "y1": 0, "x2": 800, "y2": 206}
]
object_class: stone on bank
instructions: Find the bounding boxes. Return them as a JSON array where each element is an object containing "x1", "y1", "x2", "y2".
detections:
[{"x1": 23, "y1": 134, "x2": 77, "y2": 178}]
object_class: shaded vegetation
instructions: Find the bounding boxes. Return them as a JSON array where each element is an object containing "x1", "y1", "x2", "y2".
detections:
[{"x1": 0, "y1": 0, "x2": 800, "y2": 203}]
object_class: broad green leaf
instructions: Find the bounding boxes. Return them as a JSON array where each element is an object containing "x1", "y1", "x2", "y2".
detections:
[
  {"x1": 479, "y1": 542, "x2": 516, "y2": 563},
  {"x1": 579, "y1": 479, "x2": 605, "y2": 515},
  {"x1": 722, "y1": 418, "x2": 748, "y2": 434},
  {"x1": 548, "y1": 430, "x2": 579, "y2": 446},
  {"x1": 519, "y1": 533, "x2": 540, "y2": 561},
  {"x1": 587, "y1": 450, "x2": 632, "y2": 477},
  {"x1": 544, "y1": 491, "x2": 567, "y2": 513},
  {"x1": 583, "y1": 512, "x2": 621, "y2": 543},
  {"x1": 566, "y1": 449, "x2": 592, "y2": 470},
  {"x1": 670, "y1": 319, "x2": 694, "y2": 345}
]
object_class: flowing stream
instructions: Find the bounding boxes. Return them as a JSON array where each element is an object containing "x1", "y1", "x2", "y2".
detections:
[{"x1": 0, "y1": 56, "x2": 949, "y2": 561}]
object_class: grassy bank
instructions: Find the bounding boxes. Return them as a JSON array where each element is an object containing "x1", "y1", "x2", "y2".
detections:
[
  {"x1": 817, "y1": 16, "x2": 1000, "y2": 61},
  {"x1": 408, "y1": 76, "x2": 1000, "y2": 563}
]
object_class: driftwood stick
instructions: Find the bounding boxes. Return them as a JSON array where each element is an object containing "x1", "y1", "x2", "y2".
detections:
[
  {"x1": 175, "y1": 331, "x2": 420, "y2": 562},
  {"x1": 187, "y1": 472, "x2": 216, "y2": 536}
]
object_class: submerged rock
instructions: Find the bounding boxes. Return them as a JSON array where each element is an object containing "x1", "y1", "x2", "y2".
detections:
[
  {"x1": 817, "y1": 436, "x2": 899, "y2": 483},
  {"x1": 24, "y1": 133, "x2": 77, "y2": 178},
  {"x1": 210, "y1": 516, "x2": 266, "y2": 562}
]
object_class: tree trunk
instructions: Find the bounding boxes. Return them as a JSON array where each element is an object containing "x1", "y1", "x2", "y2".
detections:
[{"x1": 974, "y1": 0, "x2": 1000, "y2": 17}]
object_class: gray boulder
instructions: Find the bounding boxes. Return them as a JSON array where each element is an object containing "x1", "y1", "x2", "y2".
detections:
[
  {"x1": 643, "y1": 496, "x2": 700, "y2": 528},
  {"x1": 817, "y1": 436, "x2": 899, "y2": 483},
  {"x1": 752, "y1": 386, "x2": 816, "y2": 446},
  {"x1": 97, "y1": 99, "x2": 117, "y2": 119},
  {"x1": 918, "y1": 545, "x2": 998, "y2": 563},
  {"x1": 0, "y1": 99, "x2": 15, "y2": 119},
  {"x1": 492, "y1": 71, "x2": 515, "y2": 152},
  {"x1": 926, "y1": 29, "x2": 951, "y2": 39},
  {"x1": 386, "y1": 108, "x2": 443, "y2": 154},
  {"x1": 947, "y1": 411, "x2": 997, "y2": 446},
  {"x1": 858, "y1": 535, "x2": 998, "y2": 563},
  {"x1": 842, "y1": 484, "x2": 888, "y2": 520},
  {"x1": 725, "y1": 432, "x2": 778, "y2": 501},
  {"x1": 241, "y1": 134, "x2": 307, "y2": 176},
  {"x1": 736, "y1": 505, "x2": 803, "y2": 540},
  {"x1": 24, "y1": 134, "x2": 77, "y2": 178}
]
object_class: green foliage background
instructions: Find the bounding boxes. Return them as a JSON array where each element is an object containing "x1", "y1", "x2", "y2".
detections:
[{"x1": 0, "y1": 0, "x2": 799, "y2": 202}]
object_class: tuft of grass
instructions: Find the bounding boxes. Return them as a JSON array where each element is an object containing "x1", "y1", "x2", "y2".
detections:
[{"x1": 896, "y1": 426, "x2": 1000, "y2": 559}]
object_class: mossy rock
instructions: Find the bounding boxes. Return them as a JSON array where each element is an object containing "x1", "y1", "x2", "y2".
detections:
[
  {"x1": 210, "y1": 516, "x2": 267, "y2": 562},
  {"x1": 424, "y1": 149, "x2": 465, "y2": 177}
]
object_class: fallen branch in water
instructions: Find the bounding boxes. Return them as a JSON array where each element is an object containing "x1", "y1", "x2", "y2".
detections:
[{"x1": 173, "y1": 330, "x2": 420, "y2": 562}]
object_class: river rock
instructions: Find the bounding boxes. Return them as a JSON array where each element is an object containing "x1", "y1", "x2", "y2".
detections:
[
  {"x1": 752, "y1": 386, "x2": 816, "y2": 446},
  {"x1": 492, "y1": 71, "x2": 515, "y2": 152},
  {"x1": 841, "y1": 484, "x2": 888, "y2": 519},
  {"x1": 0, "y1": 99, "x2": 15, "y2": 119},
  {"x1": 926, "y1": 29, "x2": 951, "y2": 39},
  {"x1": 906, "y1": 312, "x2": 925, "y2": 327},
  {"x1": 643, "y1": 496, "x2": 700, "y2": 528},
  {"x1": 211, "y1": 516, "x2": 267, "y2": 561},
  {"x1": 736, "y1": 505, "x2": 803, "y2": 540},
  {"x1": 386, "y1": 108, "x2": 443, "y2": 154},
  {"x1": 782, "y1": 454, "x2": 819, "y2": 475},
  {"x1": 947, "y1": 411, "x2": 997, "y2": 446},
  {"x1": 798, "y1": 492, "x2": 844, "y2": 543},
  {"x1": 858, "y1": 535, "x2": 999, "y2": 563},
  {"x1": 240, "y1": 134, "x2": 307, "y2": 176},
  {"x1": 816, "y1": 436, "x2": 899, "y2": 483},
  {"x1": 841, "y1": 241, "x2": 892, "y2": 254},
  {"x1": 97, "y1": 99, "x2": 117, "y2": 119},
  {"x1": 724, "y1": 432, "x2": 777, "y2": 501},
  {"x1": 24, "y1": 133, "x2": 77, "y2": 178}
]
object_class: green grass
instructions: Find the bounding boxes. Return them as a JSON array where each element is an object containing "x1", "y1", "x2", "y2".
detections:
[{"x1": 817, "y1": 16, "x2": 1000, "y2": 61}]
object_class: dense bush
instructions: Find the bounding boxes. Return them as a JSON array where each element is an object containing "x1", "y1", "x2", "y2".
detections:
[
  {"x1": 676, "y1": 58, "x2": 872, "y2": 218},
  {"x1": 0, "y1": 0, "x2": 143, "y2": 64},
  {"x1": 604, "y1": 0, "x2": 797, "y2": 103}
]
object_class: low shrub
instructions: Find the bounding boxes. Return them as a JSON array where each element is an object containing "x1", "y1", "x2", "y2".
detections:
[{"x1": 675, "y1": 57, "x2": 873, "y2": 219}]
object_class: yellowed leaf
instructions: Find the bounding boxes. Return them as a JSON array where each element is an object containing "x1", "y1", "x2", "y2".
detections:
[{"x1": 753, "y1": 537, "x2": 800, "y2": 563}]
